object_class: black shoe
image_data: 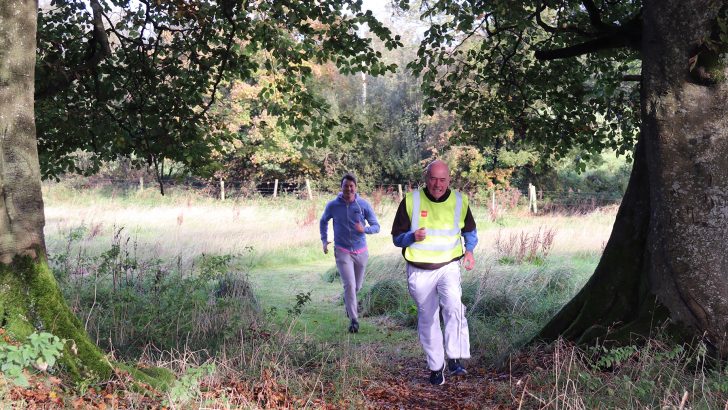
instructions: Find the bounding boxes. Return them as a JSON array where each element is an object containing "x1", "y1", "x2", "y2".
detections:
[
  {"x1": 429, "y1": 364, "x2": 445, "y2": 385},
  {"x1": 348, "y1": 319, "x2": 359, "y2": 333},
  {"x1": 447, "y1": 359, "x2": 467, "y2": 376}
]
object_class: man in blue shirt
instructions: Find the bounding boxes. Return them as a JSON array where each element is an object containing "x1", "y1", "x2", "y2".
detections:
[{"x1": 320, "y1": 173, "x2": 380, "y2": 333}]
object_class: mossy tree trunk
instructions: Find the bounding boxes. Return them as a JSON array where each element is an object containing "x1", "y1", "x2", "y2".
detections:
[
  {"x1": 0, "y1": 0, "x2": 112, "y2": 381},
  {"x1": 538, "y1": 0, "x2": 728, "y2": 356}
]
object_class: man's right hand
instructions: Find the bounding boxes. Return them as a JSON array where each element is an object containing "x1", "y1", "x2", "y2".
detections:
[
  {"x1": 414, "y1": 227, "x2": 427, "y2": 242},
  {"x1": 323, "y1": 241, "x2": 331, "y2": 254}
]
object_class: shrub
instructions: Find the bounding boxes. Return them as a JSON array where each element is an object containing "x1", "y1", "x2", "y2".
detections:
[
  {"x1": 0, "y1": 331, "x2": 65, "y2": 387},
  {"x1": 50, "y1": 229, "x2": 261, "y2": 359},
  {"x1": 360, "y1": 279, "x2": 416, "y2": 327}
]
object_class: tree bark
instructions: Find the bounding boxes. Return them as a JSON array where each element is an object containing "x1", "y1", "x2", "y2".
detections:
[
  {"x1": 538, "y1": 0, "x2": 728, "y2": 355},
  {"x1": 0, "y1": 0, "x2": 44, "y2": 262},
  {"x1": 537, "y1": 135, "x2": 665, "y2": 344},
  {"x1": 0, "y1": 0, "x2": 113, "y2": 381},
  {"x1": 642, "y1": 0, "x2": 728, "y2": 356}
]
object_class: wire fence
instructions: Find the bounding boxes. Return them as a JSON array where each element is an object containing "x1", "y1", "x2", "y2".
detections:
[{"x1": 49, "y1": 177, "x2": 623, "y2": 213}]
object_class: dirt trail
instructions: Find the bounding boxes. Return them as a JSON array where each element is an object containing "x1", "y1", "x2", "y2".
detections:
[
  {"x1": 362, "y1": 355, "x2": 517, "y2": 409},
  {"x1": 251, "y1": 259, "x2": 530, "y2": 409}
]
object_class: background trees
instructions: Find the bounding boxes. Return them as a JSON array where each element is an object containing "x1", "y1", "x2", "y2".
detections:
[
  {"x1": 38, "y1": 1, "x2": 618, "y2": 197},
  {"x1": 5, "y1": 0, "x2": 405, "y2": 382},
  {"x1": 35, "y1": 0, "x2": 401, "y2": 192}
]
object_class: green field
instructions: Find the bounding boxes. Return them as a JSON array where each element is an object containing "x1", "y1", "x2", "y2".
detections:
[
  {"x1": 25, "y1": 185, "x2": 727, "y2": 409},
  {"x1": 42, "y1": 184, "x2": 609, "y2": 357}
]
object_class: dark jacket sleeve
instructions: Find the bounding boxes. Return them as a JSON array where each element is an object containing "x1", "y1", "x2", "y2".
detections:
[
  {"x1": 463, "y1": 207, "x2": 476, "y2": 232},
  {"x1": 391, "y1": 198, "x2": 416, "y2": 248},
  {"x1": 391, "y1": 199, "x2": 410, "y2": 236}
]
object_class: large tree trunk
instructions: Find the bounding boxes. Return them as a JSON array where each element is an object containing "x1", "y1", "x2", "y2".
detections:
[
  {"x1": 0, "y1": 0, "x2": 112, "y2": 381},
  {"x1": 539, "y1": 0, "x2": 728, "y2": 355},
  {"x1": 537, "y1": 135, "x2": 665, "y2": 344},
  {"x1": 643, "y1": 0, "x2": 728, "y2": 356}
]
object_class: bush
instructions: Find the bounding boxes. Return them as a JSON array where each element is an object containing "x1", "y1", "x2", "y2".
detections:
[
  {"x1": 360, "y1": 279, "x2": 416, "y2": 327},
  {"x1": 49, "y1": 229, "x2": 261, "y2": 359},
  {"x1": 0, "y1": 332, "x2": 65, "y2": 387},
  {"x1": 461, "y1": 264, "x2": 584, "y2": 364}
]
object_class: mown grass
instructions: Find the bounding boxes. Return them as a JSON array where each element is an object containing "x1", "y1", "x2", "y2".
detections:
[{"x1": 4, "y1": 182, "x2": 725, "y2": 408}]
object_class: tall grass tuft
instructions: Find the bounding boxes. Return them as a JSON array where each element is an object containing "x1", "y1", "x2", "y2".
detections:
[
  {"x1": 511, "y1": 337, "x2": 728, "y2": 409},
  {"x1": 133, "y1": 312, "x2": 380, "y2": 408},
  {"x1": 50, "y1": 227, "x2": 261, "y2": 359},
  {"x1": 463, "y1": 260, "x2": 582, "y2": 364},
  {"x1": 494, "y1": 226, "x2": 557, "y2": 265},
  {"x1": 48, "y1": 223, "x2": 380, "y2": 407},
  {"x1": 360, "y1": 253, "x2": 588, "y2": 365}
]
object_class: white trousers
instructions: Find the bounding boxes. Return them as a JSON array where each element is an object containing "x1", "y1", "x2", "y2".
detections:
[{"x1": 407, "y1": 261, "x2": 470, "y2": 371}]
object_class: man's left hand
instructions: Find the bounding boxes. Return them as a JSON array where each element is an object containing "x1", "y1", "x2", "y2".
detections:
[
  {"x1": 462, "y1": 251, "x2": 475, "y2": 271},
  {"x1": 354, "y1": 222, "x2": 365, "y2": 233}
]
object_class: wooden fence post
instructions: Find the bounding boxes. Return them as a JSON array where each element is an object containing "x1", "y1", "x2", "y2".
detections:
[
  {"x1": 220, "y1": 178, "x2": 225, "y2": 201},
  {"x1": 273, "y1": 179, "x2": 279, "y2": 198},
  {"x1": 528, "y1": 183, "x2": 538, "y2": 214},
  {"x1": 306, "y1": 179, "x2": 313, "y2": 200},
  {"x1": 491, "y1": 189, "x2": 496, "y2": 211},
  {"x1": 398, "y1": 184, "x2": 403, "y2": 201},
  {"x1": 139, "y1": 176, "x2": 144, "y2": 192}
]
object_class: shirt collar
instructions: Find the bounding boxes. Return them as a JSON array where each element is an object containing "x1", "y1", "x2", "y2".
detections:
[{"x1": 423, "y1": 188, "x2": 450, "y2": 203}]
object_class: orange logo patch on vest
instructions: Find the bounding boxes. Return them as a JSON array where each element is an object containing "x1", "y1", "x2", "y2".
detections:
[{"x1": 420, "y1": 210, "x2": 428, "y2": 217}]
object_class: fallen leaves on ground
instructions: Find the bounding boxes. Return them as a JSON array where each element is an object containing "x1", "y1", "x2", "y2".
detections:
[
  {"x1": 361, "y1": 356, "x2": 504, "y2": 409},
  {"x1": 3, "y1": 347, "x2": 560, "y2": 409}
]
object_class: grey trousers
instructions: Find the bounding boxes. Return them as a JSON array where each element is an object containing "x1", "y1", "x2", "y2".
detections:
[{"x1": 334, "y1": 248, "x2": 369, "y2": 321}]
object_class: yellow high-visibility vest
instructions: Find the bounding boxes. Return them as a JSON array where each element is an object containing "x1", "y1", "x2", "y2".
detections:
[{"x1": 404, "y1": 189, "x2": 467, "y2": 263}]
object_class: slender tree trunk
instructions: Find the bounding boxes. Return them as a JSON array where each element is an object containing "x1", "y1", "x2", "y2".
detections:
[
  {"x1": 538, "y1": 0, "x2": 728, "y2": 355},
  {"x1": 0, "y1": 0, "x2": 112, "y2": 381}
]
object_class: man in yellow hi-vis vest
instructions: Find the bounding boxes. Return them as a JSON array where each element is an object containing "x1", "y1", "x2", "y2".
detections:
[{"x1": 391, "y1": 160, "x2": 478, "y2": 386}]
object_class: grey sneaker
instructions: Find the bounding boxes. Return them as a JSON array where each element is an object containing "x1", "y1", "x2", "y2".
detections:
[
  {"x1": 429, "y1": 364, "x2": 445, "y2": 385},
  {"x1": 448, "y1": 359, "x2": 467, "y2": 376}
]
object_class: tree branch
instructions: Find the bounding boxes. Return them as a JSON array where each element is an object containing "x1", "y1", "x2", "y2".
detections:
[
  {"x1": 535, "y1": 12, "x2": 642, "y2": 60},
  {"x1": 191, "y1": 12, "x2": 237, "y2": 122},
  {"x1": 582, "y1": 0, "x2": 611, "y2": 31},
  {"x1": 35, "y1": 0, "x2": 111, "y2": 100},
  {"x1": 535, "y1": 4, "x2": 597, "y2": 37},
  {"x1": 451, "y1": 13, "x2": 491, "y2": 53}
]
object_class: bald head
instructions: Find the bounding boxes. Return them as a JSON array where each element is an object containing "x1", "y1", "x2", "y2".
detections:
[
  {"x1": 426, "y1": 160, "x2": 449, "y2": 177},
  {"x1": 425, "y1": 160, "x2": 451, "y2": 200}
]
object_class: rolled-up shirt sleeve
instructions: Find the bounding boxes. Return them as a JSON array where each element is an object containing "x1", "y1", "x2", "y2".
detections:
[
  {"x1": 462, "y1": 229, "x2": 478, "y2": 252},
  {"x1": 393, "y1": 231, "x2": 416, "y2": 248}
]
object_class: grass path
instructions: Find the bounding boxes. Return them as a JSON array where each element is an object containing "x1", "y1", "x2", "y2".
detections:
[
  {"x1": 246, "y1": 257, "x2": 514, "y2": 408},
  {"x1": 247, "y1": 257, "x2": 415, "y2": 346},
  {"x1": 246, "y1": 257, "x2": 545, "y2": 410}
]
